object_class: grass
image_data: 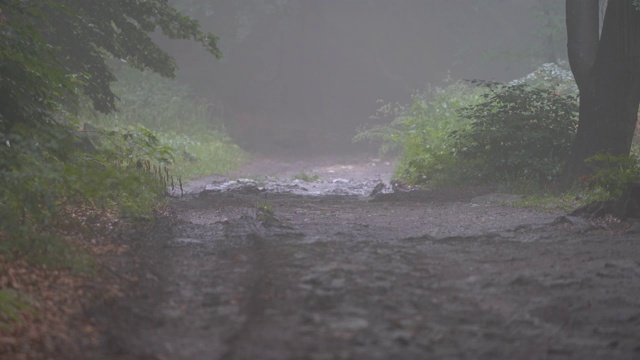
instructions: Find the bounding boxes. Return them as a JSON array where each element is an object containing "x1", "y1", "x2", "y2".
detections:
[
  {"x1": 81, "y1": 66, "x2": 245, "y2": 182},
  {"x1": 511, "y1": 193, "x2": 583, "y2": 212},
  {"x1": 254, "y1": 201, "x2": 276, "y2": 222},
  {"x1": 0, "y1": 230, "x2": 97, "y2": 275},
  {"x1": 161, "y1": 133, "x2": 244, "y2": 180},
  {"x1": 292, "y1": 172, "x2": 321, "y2": 182},
  {"x1": 354, "y1": 80, "x2": 487, "y2": 185},
  {"x1": 0, "y1": 289, "x2": 35, "y2": 331}
]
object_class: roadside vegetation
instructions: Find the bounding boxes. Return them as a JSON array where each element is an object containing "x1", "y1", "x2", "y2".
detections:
[
  {"x1": 1, "y1": 65, "x2": 244, "y2": 357},
  {"x1": 0, "y1": 1, "x2": 243, "y2": 356},
  {"x1": 356, "y1": 62, "x2": 640, "y2": 207},
  {"x1": 81, "y1": 65, "x2": 245, "y2": 181},
  {"x1": 293, "y1": 172, "x2": 321, "y2": 182}
]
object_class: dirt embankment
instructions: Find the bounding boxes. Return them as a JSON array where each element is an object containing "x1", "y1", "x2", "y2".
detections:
[{"x1": 87, "y1": 156, "x2": 640, "y2": 360}]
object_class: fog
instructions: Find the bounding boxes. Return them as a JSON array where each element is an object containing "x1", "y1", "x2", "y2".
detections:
[{"x1": 158, "y1": 0, "x2": 564, "y2": 154}]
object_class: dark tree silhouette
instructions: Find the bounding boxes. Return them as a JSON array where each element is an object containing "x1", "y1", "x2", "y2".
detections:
[{"x1": 564, "y1": 0, "x2": 640, "y2": 186}]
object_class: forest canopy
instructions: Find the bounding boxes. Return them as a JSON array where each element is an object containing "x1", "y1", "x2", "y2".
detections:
[{"x1": 0, "y1": 0, "x2": 221, "y2": 235}]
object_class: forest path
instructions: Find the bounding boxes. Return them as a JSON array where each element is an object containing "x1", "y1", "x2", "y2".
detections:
[{"x1": 89, "y1": 155, "x2": 640, "y2": 360}]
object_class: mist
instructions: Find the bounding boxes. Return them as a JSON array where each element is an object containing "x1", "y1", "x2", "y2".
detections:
[
  {"x1": 158, "y1": 0, "x2": 564, "y2": 154},
  {"x1": 9, "y1": 2, "x2": 640, "y2": 358}
]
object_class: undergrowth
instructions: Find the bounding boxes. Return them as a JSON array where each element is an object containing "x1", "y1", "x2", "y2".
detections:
[
  {"x1": 582, "y1": 153, "x2": 640, "y2": 199},
  {"x1": 293, "y1": 172, "x2": 320, "y2": 182},
  {"x1": 0, "y1": 66, "x2": 244, "y2": 329},
  {"x1": 0, "y1": 123, "x2": 170, "y2": 265},
  {"x1": 512, "y1": 192, "x2": 583, "y2": 212},
  {"x1": 82, "y1": 65, "x2": 244, "y2": 180},
  {"x1": 353, "y1": 63, "x2": 640, "y2": 212},
  {"x1": 355, "y1": 80, "x2": 487, "y2": 184},
  {"x1": 450, "y1": 80, "x2": 578, "y2": 185},
  {"x1": 356, "y1": 63, "x2": 579, "y2": 191},
  {"x1": 0, "y1": 289, "x2": 35, "y2": 332}
]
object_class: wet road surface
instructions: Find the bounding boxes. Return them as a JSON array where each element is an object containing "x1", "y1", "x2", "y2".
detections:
[{"x1": 89, "y1": 158, "x2": 640, "y2": 360}]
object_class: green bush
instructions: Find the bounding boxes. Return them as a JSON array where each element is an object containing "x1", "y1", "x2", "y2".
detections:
[
  {"x1": 450, "y1": 81, "x2": 578, "y2": 184},
  {"x1": 0, "y1": 125, "x2": 170, "y2": 271},
  {"x1": 355, "y1": 81, "x2": 486, "y2": 184},
  {"x1": 357, "y1": 70, "x2": 578, "y2": 187},
  {"x1": 583, "y1": 153, "x2": 640, "y2": 199},
  {"x1": 357, "y1": 62, "x2": 581, "y2": 189},
  {"x1": 83, "y1": 66, "x2": 244, "y2": 180},
  {"x1": 511, "y1": 61, "x2": 577, "y2": 96},
  {"x1": 70, "y1": 125, "x2": 174, "y2": 216},
  {"x1": 160, "y1": 132, "x2": 243, "y2": 180},
  {"x1": 0, "y1": 120, "x2": 172, "y2": 241},
  {"x1": 0, "y1": 290, "x2": 35, "y2": 331}
]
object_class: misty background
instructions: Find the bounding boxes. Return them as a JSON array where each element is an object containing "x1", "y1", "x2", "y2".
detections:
[{"x1": 153, "y1": 0, "x2": 565, "y2": 153}]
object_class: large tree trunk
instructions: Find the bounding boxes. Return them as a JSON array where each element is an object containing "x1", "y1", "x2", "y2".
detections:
[{"x1": 563, "y1": 0, "x2": 640, "y2": 187}]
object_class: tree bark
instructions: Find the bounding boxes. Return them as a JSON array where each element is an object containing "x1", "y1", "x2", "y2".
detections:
[
  {"x1": 565, "y1": 0, "x2": 599, "y2": 93},
  {"x1": 563, "y1": 0, "x2": 640, "y2": 187}
]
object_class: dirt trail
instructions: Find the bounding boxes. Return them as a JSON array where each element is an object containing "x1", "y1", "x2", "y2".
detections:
[{"x1": 89, "y1": 155, "x2": 640, "y2": 360}]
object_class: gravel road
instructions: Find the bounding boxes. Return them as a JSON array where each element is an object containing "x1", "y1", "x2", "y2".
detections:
[{"x1": 88, "y1": 156, "x2": 640, "y2": 360}]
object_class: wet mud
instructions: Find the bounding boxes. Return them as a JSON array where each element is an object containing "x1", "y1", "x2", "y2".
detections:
[{"x1": 89, "y1": 156, "x2": 640, "y2": 360}]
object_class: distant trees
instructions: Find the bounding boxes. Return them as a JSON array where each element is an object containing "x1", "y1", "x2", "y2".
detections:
[{"x1": 564, "y1": 0, "x2": 640, "y2": 185}]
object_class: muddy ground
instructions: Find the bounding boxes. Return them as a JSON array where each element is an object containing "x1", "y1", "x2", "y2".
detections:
[{"x1": 88, "y1": 155, "x2": 640, "y2": 360}]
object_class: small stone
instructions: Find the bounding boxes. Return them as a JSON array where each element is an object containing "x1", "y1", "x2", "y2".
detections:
[{"x1": 370, "y1": 182, "x2": 386, "y2": 196}]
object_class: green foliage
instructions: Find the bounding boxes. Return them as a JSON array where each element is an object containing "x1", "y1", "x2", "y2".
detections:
[
  {"x1": 0, "y1": 0, "x2": 228, "y2": 270},
  {"x1": 83, "y1": 68, "x2": 244, "y2": 180},
  {"x1": 30, "y1": 0, "x2": 220, "y2": 113},
  {"x1": 0, "y1": 125, "x2": 171, "y2": 232},
  {"x1": 0, "y1": 121, "x2": 172, "y2": 270},
  {"x1": 512, "y1": 191, "x2": 583, "y2": 212},
  {"x1": 1, "y1": 0, "x2": 221, "y2": 142},
  {"x1": 75, "y1": 125, "x2": 174, "y2": 216},
  {"x1": 101, "y1": 126, "x2": 175, "y2": 167},
  {"x1": 450, "y1": 81, "x2": 578, "y2": 184},
  {"x1": 293, "y1": 172, "x2": 320, "y2": 182},
  {"x1": 254, "y1": 201, "x2": 276, "y2": 222},
  {"x1": 0, "y1": 2, "x2": 73, "y2": 141},
  {"x1": 355, "y1": 81, "x2": 487, "y2": 184},
  {"x1": 0, "y1": 290, "x2": 35, "y2": 331},
  {"x1": 0, "y1": 129, "x2": 73, "y2": 234},
  {"x1": 583, "y1": 154, "x2": 640, "y2": 199},
  {"x1": 89, "y1": 66, "x2": 220, "y2": 135},
  {"x1": 511, "y1": 61, "x2": 577, "y2": 95},
  {"x1": 1, "y1": 234, "x2": 97, "y2": 273},
  {"x1": 163, "y1": 133, "x2": 243, "y2": 180},
  {"x1": 358, "y1": 64, "x2": 579, "y2": 188}
]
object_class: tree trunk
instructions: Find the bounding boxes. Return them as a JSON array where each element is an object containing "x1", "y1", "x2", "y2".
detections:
[
  {"x1": 563, "y1": 0, "x2": 640, "y2": 187},
  {"x1": 566, "y1": 0, "x2": 599, "y2": 91}
]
